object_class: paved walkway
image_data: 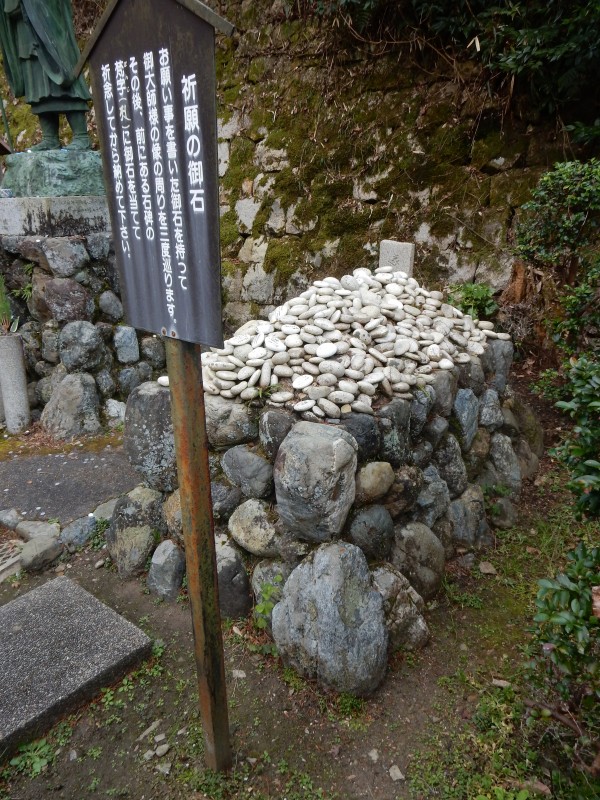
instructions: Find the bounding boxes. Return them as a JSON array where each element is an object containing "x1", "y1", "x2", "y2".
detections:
[{"x1": 0, "y1": 445, "x2": 139, "y2": 525}]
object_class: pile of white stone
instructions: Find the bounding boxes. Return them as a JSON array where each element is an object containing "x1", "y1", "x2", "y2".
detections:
[{"x1": 201, "y1": 266, "x2": 510, "y2": 418}]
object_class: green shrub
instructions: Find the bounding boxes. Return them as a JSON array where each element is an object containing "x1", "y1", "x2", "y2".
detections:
[
  {"x1": 527, "y1": 542, "x2": 599, "y2": 723},
  {"x1": 446, "y1": 282, "x2": 498, "y2": 319},
  {"x1": 552, "y1": 257, "x2": 600, "y2": 355},
  {"x1": 516, "y1": 160, "x2": 600, "y2": 284},
  {"x1": 553, "y1": 356, "x2": 600, "y2": 517}
]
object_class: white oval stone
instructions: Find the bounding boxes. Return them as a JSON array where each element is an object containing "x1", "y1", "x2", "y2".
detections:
[
  {"x1": 270, "y1": 391, "x2": 293, "y2": 403},
  {"x1": 227, "y1": 334, "x2": 251, "y2": 346},
  {"x1": 264, "y1": 335, "x2": 286, "y2": 353},
  {"x1": 318, "y1": 398, "x2": 341, "y2": 418},
  {"x1": 292, "y1": 374, "x2": 314, "y2": 390},
  {"x1": 157, "y1": 375, "x2": 169, "y2": 387},
  {"x1": 294, "y1": 399, "x2": 315, "y2": 412},
  {"x1": 248, "y1": 347, "x2": 268, "y2": 360}
]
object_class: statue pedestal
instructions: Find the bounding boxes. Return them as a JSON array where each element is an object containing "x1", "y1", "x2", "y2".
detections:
[
  {"x1": 2, "y1": 150, "x2": 105, "y2": 198},
  {"x1": 0, "y1": 195, "x2": 110, "y2": 236}
]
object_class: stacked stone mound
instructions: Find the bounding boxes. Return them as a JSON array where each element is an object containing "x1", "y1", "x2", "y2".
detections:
[
  {"x1": 202, "y1": 265, "x2": 511, "y2": 416},
  {"x1": 113, "y1": 266, "x2": 542, "y2": 697},
  {"x1": 0, "y1": 233, "x2": 167, "y2": 438}
]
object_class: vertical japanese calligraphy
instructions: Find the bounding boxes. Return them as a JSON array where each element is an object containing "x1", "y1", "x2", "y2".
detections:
[{"x1": 91, "y1": 2, "x2": 223, "y2": 347}]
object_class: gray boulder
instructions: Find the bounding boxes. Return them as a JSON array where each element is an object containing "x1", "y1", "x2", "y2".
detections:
[
  {"x1": 433, "y1": 434, "x2": 468, "y2": 499},
  {"x1": 41, "y1": 237, "x2": 89, "y2": 278},
  {"x1": 355, "y1": 461, "x2": 395, "y2": 505},
  {"x1": 456, "y1": 356, "x2": 485, "y2": 396},
  {"x1": 106, "y1": 486, "x2": 166, "y2": 578},
  {"x1": 15, "y1": 519, "x2": 60, "y2": 541},
  {"x1": 339, "y1": 413, "x2": 381, "y2": 462},
  {"x1": 147, "y1": 540, "x2": 186, "y2": 601},
  {"x1": 489, "y1": 433, "x2": 522, "y2": 495},
  {"x1": 211, "y1": 480, "x2": 244, "y2": 522},
  {"x1": 221, "y1": 445, "x2": 274, "y2": 499},
  {"x1": 44, "y1": 277, "x2": 93, "y2": 322},
  {"x1": 479, "y1": 389, "x2": 504, "y2": 430},
  {"x1": 40, "y1": 373, "x2": 102, "y2": 439},
  {"x1": 452, "y1": 388, "x2": 479, "y2": 451},
  {"x1": 20, "y1": 536, "x2": 63, "y2": 572},
  {"x1": 490, "y1": 497, "x2": 517, "y2": 529},
  {"x1": 383, "y1": 465, "x2": 424, "y2": 519},
  {"x1": 422, "y1": 415, "x2": 449, "y2": 449},
  {"x1": 124, "y1": 382, "x2": 177, "y2": 492},
  {"x1": 118, "y1": 362, "x2": 152, "y2": 397},
  {"x1": 274, "y1": 421, "x2": 357, "y2": 542},
  {"x1": 216, "y1": 533, "x2": 252, "y2": 619},
  {"x1": 391, "y1": 522, "x2": 445, "y2": 601},
  {"x1": 258, "y1": 409, "x2": 295, "y2": 460},
  {"x1": 59, "y1": 321, "x2": 104, "y2": 372},
  {"x1": 414, "y1": 466, "x2": 451, "y2": 528},
  {"x1": 98, "y1": 290, "x2": 123, "y2": 322},
  {"x1": 371, "y1": 564, "x2": 430, "y2": 652},
  {"x1": 0, "y1": 508, "x2": 22, "y2": 529},
  {"x1": 515, "y1": 438, "x2": 539, "y2": 480},
  {"x1": 95, "y1": 368, "x2": 116, "y2": 398},
  {"x1": 431, "y1": 370, "x2": 458, "y2": 417},
  {"x1": 480, "y1": 339, "x2": 513, "y2": 395},
  {"x1": 60, "y1": 515, "x2": 96, "y2": 550},
  {"x1": 228, "y1": 499, "x2": 280, "y2": 557},
  {"x1": 272, "y1": 542, "x2": 388, "y2": 696},
  {"x1": 464, "y1": 428, "x2": 492, "y2": 480},
  {"x1": 114, "y1": 326, "x2": 139, "y2": 364},
  {"x1": 205, "y1": 395, "x2": 258, "y2": 448},
  {"x1": 447, "y1": 485, "x2": 492, "y2": 549},
  {"x1": 377, "y1": 400, "x2": 410, "y2": 466},
  {"x1": 140, "y1": 336, "x2": 166, "y2": 368},
  {"x1": 410, "y1": 386, "x2": 436, "y2": 438},
  {"x1": 346, "y1": 505, "x2": 395, "y2": 561},
  {"x1": 411, "y1": 439, "x2": 433, "y2": 468}
]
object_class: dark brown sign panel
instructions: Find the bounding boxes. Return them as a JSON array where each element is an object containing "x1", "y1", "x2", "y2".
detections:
[{"x1": 87, "y1": 0, "x2": 224, "y2": 347}]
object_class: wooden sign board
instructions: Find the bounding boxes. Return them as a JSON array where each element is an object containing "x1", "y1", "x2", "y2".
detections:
[{"x1": 83, "y1": 0, "x2": 230, "y2": 347}]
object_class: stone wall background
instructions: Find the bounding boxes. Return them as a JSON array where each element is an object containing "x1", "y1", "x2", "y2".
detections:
[
  {"x1": 209, "y1": 1, "x2": 584, "y2": 331},
  {"x1": 0, "y1": 232, "x2": 165, "y2": 435}
]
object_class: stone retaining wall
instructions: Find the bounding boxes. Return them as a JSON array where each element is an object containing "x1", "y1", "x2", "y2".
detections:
[
  {"x1": 109, "y1": 288, "x2": 542, "y2": 695},
  {"x1": 0, "y1": 231, "x2": 166, "y2": 437}
]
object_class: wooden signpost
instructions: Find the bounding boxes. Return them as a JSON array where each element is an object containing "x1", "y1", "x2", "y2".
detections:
[{"x1": 78, "y1": 0, "x2": 234, "y2": 772}]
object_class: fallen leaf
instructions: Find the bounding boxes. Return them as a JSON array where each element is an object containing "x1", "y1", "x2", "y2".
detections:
[
  {"x1": 479, "y1": 561, "x2": 497, "y2": 575},
  {"x1": 592, "y1": 586, "x2": 600, "y2": 619},
  {"x1": 519, "y1": 779, "x2": 551, "y2": 796}
]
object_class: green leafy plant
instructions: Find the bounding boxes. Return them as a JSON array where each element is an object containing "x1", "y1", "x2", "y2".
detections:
[
  {"x1": 8, "y1": 738, "x2": 54, "y2": 777},
  {"x1": 0, "y1": 275, "x2": 18, "y2": 333},
  {"x1": 525, "y1": 542, "x2": 599, "y2": 772},
  {"x1": 89, "y1": 518, "x2": 109, "y2": 551},
  {"x1": 553, "y1": 356, "x2": 600, "y2": 517},
  {"x1": 447, "y1": 282, "x2": 498, "y2": 320},
  {"x1": 516, "y1": 160, "x2": 600, "y2": 285},
  {"x1": 253, "y1": 574, "x2": 283, "y2": 630}
]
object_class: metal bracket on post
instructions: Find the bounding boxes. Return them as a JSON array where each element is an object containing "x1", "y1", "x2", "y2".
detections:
[{"x1": 165, "y1": 338, "x2": 232, "y2": 772}]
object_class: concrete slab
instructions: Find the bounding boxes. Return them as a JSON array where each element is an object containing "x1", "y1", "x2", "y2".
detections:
[
  {"x1": 0, "y1": 577, "x2": 152, "y2": 755},
  {"x1": 0, "y1": 196, "x2": 110, "y2": 236},
  {"x1": 0, "y1": 447, "x2": 139, "y2": 525}
]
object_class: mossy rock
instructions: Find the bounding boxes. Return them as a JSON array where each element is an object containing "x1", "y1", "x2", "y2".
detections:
[{"x1": 489, "y1": 169, "x2": 544, "y2": 208}]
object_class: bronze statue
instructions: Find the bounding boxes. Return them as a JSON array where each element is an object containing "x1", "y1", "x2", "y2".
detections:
[{"x1": 0, "y1": 0, "x2": 91, "y2": 150}]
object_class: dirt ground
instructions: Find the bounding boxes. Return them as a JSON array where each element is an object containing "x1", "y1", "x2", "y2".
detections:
[{"x1": 0, "y1": 377, "x2": 597, "y2": 800}]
